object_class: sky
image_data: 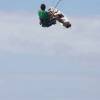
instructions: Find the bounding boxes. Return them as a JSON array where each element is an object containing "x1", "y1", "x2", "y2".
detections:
[{"x1": 0, "y1": 0, "x2": 100, "y2": 100}]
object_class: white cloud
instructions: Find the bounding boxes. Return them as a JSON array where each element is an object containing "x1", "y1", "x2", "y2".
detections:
[{"x1": 0, "y1": 12, "x2": 100, "y2": 57}]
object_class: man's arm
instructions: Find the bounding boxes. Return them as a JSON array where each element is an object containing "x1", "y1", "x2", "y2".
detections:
[{"x1": 39, "y1": 18, "x2": 42, "y2": 25}]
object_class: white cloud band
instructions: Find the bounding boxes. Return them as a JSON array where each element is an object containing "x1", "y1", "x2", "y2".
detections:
[{"x1": 0, "y1": 12, "x2": 100, "y2": 57}]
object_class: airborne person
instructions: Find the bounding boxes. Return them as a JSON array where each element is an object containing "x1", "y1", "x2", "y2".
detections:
[
  {"x1": 38, "y1": 4, "x2": 56, "y2": 27},
  {"x1": 38, "y1": 1, "x2": 71, "y2": 28}
]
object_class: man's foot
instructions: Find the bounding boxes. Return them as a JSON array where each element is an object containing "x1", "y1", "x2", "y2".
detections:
[{"x1": 63, "y1": 22, "x2": 71, "y2": 28}]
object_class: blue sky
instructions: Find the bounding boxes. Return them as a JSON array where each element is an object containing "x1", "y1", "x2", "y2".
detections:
[
  {"x1": 0, "y1": 0, "x2": 100, "y2": 100},
  {"x1": 0, "y1": 0, "x2": 100, "y2": 15}
]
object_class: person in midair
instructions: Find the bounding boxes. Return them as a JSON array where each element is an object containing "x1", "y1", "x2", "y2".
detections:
[{"x1": 38, "y1": 4, "x2": 56, "y2": 27}]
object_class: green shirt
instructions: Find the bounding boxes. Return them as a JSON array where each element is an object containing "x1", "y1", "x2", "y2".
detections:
[{"x1": 38, "y1": 10, "x2": 49, "y2": 20}]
